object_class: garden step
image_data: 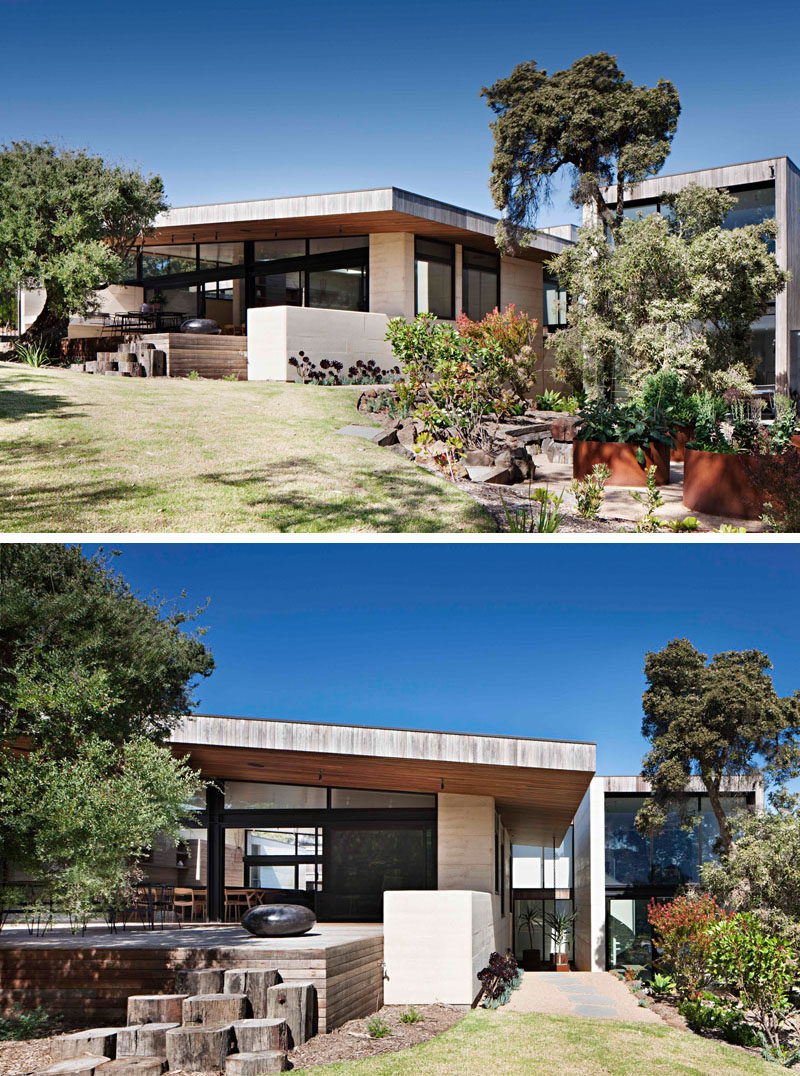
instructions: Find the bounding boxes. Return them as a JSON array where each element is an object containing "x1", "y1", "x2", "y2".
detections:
[
  {"x1": 126, "y1": 995, "x2": 188, "y2": 1026},
  {"x1": 165, "y1": 1024, "x2": 234, "y2": 1072},
  {"x1": 265, "y1": 982, "x2": 316, "y2": 1047},
  {"x1": 51, "y1": 1029, "x2": 121, "y2": 1061},
  {"x1": 175, "y1": 968, "x2": 225, "y2": 995},
  {"x1": 116, "y1": 1024, "x2": 178, "y2": 1057},
  {"x1": 225, "y1": 1051, "x2": 288, "y2": 1075},
  {"x1": 232, "y1": 1018, "x2": 288, "y2": 1052},
  {"x1": 223, "y1": 969, "x2": 280, "y2": 1019},
  {"x1": 100, "y1": 1059, "x2": 166, "y2": 1076},
  {"x1": 183, "y1": 992, "x2": 248, "y2": 1026},
  {"x1": 35, "y1": 1057, "x2": 111, "y2": 1076}
]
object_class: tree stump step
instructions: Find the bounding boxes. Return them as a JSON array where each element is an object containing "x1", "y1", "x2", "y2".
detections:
[
  {"x1": 51, "y1": 1030, "x2": 121, "y2": 1062},
  {"x1": 100, "y1": 1059, "x2": 166, "y2": 1076},
  {"x1": 225, "y1": 1052, "x2": 288, "y2": 1075},
  {"x1": 35, "y1": 1057, "x2": 111, "y2": 1076},
  {"x1": 265, "y1": 983, "x2": 317, "y2": 1047},
  {"x1": 175, "y1": 968, "x2": 225, "y2": 996},
  {"x1": 232, "y1": 1018, "x2": 287, "y2": 1053},
  {"x1": 126, "y1": 995, "x2": 187, "y2": 1026},
  {"x1": 224, "y1": 969, "x2": 280, "y2": 1019},
  {"x1": 165, "y1": 1024, "x2": 234, "y2": 1072},
  {"x1": 116, "y1": 1024, "x2": 178, "y2": 1058},
  {"x1": 183, "y1": 992, "x2": 248, "y2": 1026}
]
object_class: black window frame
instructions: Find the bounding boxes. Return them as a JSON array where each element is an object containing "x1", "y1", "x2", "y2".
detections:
[{"x1": 414, "y1": 237, "x2": 455, "y2": 320}]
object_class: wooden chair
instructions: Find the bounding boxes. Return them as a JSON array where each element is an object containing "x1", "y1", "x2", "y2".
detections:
[
  {"x1": 174, "y1": 887, "x2": 202, "y2": 923},
  {"x1": 224, "y1": 887, "x2": 250, "y2": 922}
]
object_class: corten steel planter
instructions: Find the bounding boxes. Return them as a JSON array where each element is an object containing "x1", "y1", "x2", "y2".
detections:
[
  {"x1": 791, "y1": 434, "x2": 800, "y2": 451},
  {"x1": 670, "y1": 426, "x2": 693, "y2": 463},
  {"x1": 682, "y1": 448, "x2": 764, "y2": 519},
  {"x1": 553, "y1": 952, "x2": 570, "y2": 972},
  {"x1": 573, "y1": 440, "x2": 671, "y2": 485}
]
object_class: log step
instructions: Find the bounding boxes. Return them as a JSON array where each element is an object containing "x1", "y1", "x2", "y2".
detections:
[
  {"x1": 100, "y1": 1060, "x2": 166, "y2": 1076},
  {"x1": 266, "y1": 982, "x2": 316, "y2": 1047},
  {"x1": 183, "y1": 992, "x2": 248, "y2": 1026},
  {"x1": 224, "y1": 969, "x2": 280, "y2": 1020},
  {"x1": 126, "y1": 995, "x2": 187, "y2": 1026},
  {"x1": 51, "y1": 1030, "x2": 122, "y2": 1061},
  {"x1": 35, "y1": 1058, "x2": 111, "y2": 1076},
  {"x1": 226, "y1": 1052, "x2": 288, "y2": 1075},
  {"x1": 232, "y1": 1018, "x2": 287, "y2": 1053},
  {"x1": 175, "y1": 968, "x2": 224, "y2": 996},
  {"x1": 116, "y1": 1024, "x2": 178, "y2": 1058},
  {"x1": 165, "y1": 1024, "x2": 233, "y2": 1072}
]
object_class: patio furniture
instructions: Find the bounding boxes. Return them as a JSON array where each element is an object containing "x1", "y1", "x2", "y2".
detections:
[
  {"x1": 224, "y1": 887, "x2": 250, "y2": 922},
  {"x1": 174, "y1": 887, "x2": 207, "y2": 923}
]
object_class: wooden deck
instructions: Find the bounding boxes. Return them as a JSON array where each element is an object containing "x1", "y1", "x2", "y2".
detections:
[{"x1": 0, "y1": 923, "x2": 383, "y2": 1031}]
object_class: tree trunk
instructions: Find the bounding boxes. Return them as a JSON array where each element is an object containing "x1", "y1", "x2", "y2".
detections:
[
  {"x1": 704, "y1": 777, "x2": 734, "y2": 855},
  {"x1": 19, "y1": 291, "x2": 69, "y2": 348}
]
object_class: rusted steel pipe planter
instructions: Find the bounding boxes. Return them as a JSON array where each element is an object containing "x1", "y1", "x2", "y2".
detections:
[
  {"x1": 682, "y1": 448, "x2": 764, "y2": 519},
  {"x1": 572, "y1": 440, "x2": 671, "y2": 485}
]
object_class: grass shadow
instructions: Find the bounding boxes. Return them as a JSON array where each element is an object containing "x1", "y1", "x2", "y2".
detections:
[{"x1": 0, "y1": 374, "x2": 81, "y2": 422}]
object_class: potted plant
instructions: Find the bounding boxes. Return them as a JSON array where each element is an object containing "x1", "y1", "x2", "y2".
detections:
[
  {"x1": 573, "y1": 400, "x2": 674, "y2": 485},
  {"x1": 545, "y1": 910, "x2": 577, "y2": 971},
  {"x1": 516, "y1": 905, "x2": 542, "y2": 971},
  {"x1": 683, "y1": 393, "x2": 798, "y2": 520}
]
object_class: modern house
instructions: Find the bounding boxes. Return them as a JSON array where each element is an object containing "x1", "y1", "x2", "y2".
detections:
[
  {"x1": 19, "y1": 187, "x2": 573, "y2": 386},
  {"x1": 585, "y1": 156, "x2": 800, "y2": 394}
]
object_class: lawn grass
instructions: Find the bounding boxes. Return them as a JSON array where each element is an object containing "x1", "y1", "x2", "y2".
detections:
[
  {"x1": 0, "y1": 364, "x2": 495, "y2": 533},
  {"x1": 293, "y1": 1009, "x2": 776, "y2": 1076}
]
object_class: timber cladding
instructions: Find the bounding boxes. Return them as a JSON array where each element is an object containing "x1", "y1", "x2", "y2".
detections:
[
  {"x1": 143, "y1": 334, "x2": 248, "y2": 380},
  {"x1": 0, "y1": 936, "x2": 383, "y2": 1032}
]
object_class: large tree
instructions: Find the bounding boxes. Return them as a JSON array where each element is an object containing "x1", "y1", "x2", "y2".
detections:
[
  {"x1": 0, "y1": 142, "x2": 167, "y2": 344},
  {"x1": 0, "y1": 543, "x2": 214, "y2": 753},
  {"x1": 635, "y1": 639, "x2": 800, "y2": 854},
  {"x1": 549, "y1": 184, "x2": 788, "y2": 394},
  {"x1": 482, "y1": 52, "x2": 680, "y2": 246}
]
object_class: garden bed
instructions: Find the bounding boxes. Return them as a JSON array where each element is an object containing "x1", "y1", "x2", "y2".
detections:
[
  {"x1": 683, "y1": 448, "x2": 763, "y2": 519},
  {"x1": 573, "y1": 440, "x2": 671, "y2": 485}
]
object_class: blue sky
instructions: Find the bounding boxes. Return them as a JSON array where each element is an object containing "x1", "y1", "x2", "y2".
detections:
[
  {"x1": 81, "y1": 542, "x2": 799, "y2": 778},
  {"x1": 2, "y1": 0, "x2": 799, "y2": 227}
]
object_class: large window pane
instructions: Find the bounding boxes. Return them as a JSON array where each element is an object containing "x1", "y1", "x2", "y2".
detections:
[
  {"x1": 607, "y1": 898, "x2": 652, "y2": 971},
  {"x1": 653, "y1": 806, "x2": 699, "y2": 885},
  {"x1": 724, "y1": 186, "x2": 776, "y2": 231},
  {"x1": 416, "y1": 259, "x2": 452, "y2": 319},
  {"x1": 330, "y1": 788, "x2": 435, "y2": 809},
  {"x1": 253, "y1": 239, "x2": 306, "y2": 262},
  {"x1": 224, "y1": 781, "x2": 326, "y2": 810},
  {"x1": 252, "y1": 271, "x2": 303, "y2": 307},
  {"x1": 323, "y1": 825, "x2": 434, "y2": 920},
  {"x1": 700, "y1": 795, "x2": 743, "y2": 864},
  {"x1": 511, "y1": 846, "x2": 543, "y2": 888},
  {"x1": 462, "y1": 268, "x2": 498, "y2": 321},
  {"x1": 751, "y1": 312, "x2": 776, "y2": 386},
  {"x1": 543, "y1": 273, "x2": 568, "y2": 329},
  {"x1": 141, "y1": 244, "x2": 196, "y2": 278},
  {"x1": 307, "y1": 266, "x2": 366, "y2": 311},
  {"x1": 246, "y1": 828, "x2": 322, "y2": 856},
  {"x1": 248, "y1": 863, "x2": 297, "y2": 889},
  {"x1": 605, "y1": 796, "x2": 651, "y2": 885},
  {"x1": 148, "y1": 286, "x2": 198, "y2": 318},
  {"x1": 309, "y1": 236, "x2": 368, "y2": 255},
  {"x1": 198, "y1": 242, "x2": 245, "y2": 270}
]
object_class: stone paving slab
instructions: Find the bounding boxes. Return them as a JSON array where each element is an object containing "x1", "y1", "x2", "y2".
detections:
[{"x1": 507, "y1": 972, "x2": 661, "y2": 1023}]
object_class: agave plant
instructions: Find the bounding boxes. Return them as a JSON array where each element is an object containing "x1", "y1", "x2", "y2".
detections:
[{"x1": 14, "y1": 341, "x2": 52, "y2": 367}]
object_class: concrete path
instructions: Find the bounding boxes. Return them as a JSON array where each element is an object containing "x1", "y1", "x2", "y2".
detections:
[{"x1": 507, "y1": 972, "x2": 662, "y2": 1023}]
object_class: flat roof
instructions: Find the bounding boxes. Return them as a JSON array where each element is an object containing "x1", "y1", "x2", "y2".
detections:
[
  {"x1": 600, "y1": 155, "x2": 796, "y2": 204},
  {"x1": 151, "y1": 186, "x2": 572, "y2": 259},
  {"x1": 169, "y1": 714, "x2": 596, "y2": 844}
]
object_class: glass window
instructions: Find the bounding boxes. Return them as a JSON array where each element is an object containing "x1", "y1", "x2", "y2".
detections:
[
  {"x1": 415, "y1": 238, "x2": 454, "y2": 319},
  {"x1": 462, "y1": 249, "x2": 499, "y2": 322},
  {"x1": 224, "y1": 781, "x2": 326, "y2": 810},
  {"x1": 198, "y1": 242, "x2": 245, "y2": 270},
  {"x1": 511, "y1": 845, "x2": 543, "y2": 889},
  {"x1": 724, "y1": 185, "x2": 776, "y2": 231},
  {"x1": 330, "y1": 788, "x2": 435, "y2": 809},
  {"x1": 513, "y1": 898, "x2": 574, "y2": 963},
  {"x1": 653, "y1": 805, "x2": 699, "y2": 885},
  {"x1": 148, "y1": 286, "x2": 198, "y2": 318},
  {"x1": 751, "y1": 312, "x2": 776, "y2": 387},
  {"x1": 248, "y1": 863, "x2": 297, "y2": 889},
  {"x1": 700, "y1": 795, "x2": 743, "y2": 863},
  {"x1": 607, "y1": 898, "x2": 653, "y2": 971},
  {"x1": 246, "y1": 828, "x2": 322, "y2": 856},
  {"x1": 309, "y1": 236, "x2": 368, "y2": 255},
  {"x1": 141, "y1": 244, "x2": 197, "y2": 278},
  {"x1": 623, "y1": 203, "x2": 658, "y2": 221},
  {"x1": 141, "y1": 827, "x2": 207, "y2": 887},
  {"x1": 307, "y1": 266, "x2": 366, "y2": 311},
  {"x1": 252, "y1": 270, "x2": 303, "y2": 307},
  {"x1": 605, "y1": 796, "x2": 651, "y2": 886},
  {"x1": 253, "y1": 239, "x2": 306, "y2": 262},
  {"x1": 543, "y1": 273, "x2": 568, "y2": 329}
]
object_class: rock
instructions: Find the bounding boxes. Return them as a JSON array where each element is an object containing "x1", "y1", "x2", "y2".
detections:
[
  {"x1": 224, "y1": 970, "x2": 280, "y2": 1019},
  {"x1": 182, "y1": 993, "x2": 248, "y2": 1027},
  {"x1": 52, "y1": 1030, "x2": 121, "y2": 1061},
  {"x1": 225, "y1": 1052, "x2": 287, "y2": 1075},
  {"x1": 34, "y1": 1059, "x2": 111, "y2": 1076},
  {"x1": 232, "y1": 1018, "x2": 288, "y2": 1053},
  {"x1": 464, "y1": 449, "x2": 494, "y2": 467},
  {"x1": 241, "y1": 903, "x2": 316, "y2": 938},
  {"x1": 373, "y1": 427, "x2": 399, "y2": 447},
  {"x1": 396, "y1": 420, "x2": 419, "y2": 448},
  {"x1": 165, "y1": 1025, "x2": 233, "y2": 1073},
  {"x1": 551, "y1": 416, "x2": 581, "y2": 442},
  {"x1": 265, "y1": 983, "x2": 317, "y2": 1048},
  {"x1": 494, "y1": 448, "x2": 513, "y2": 468},
  {"x1": 465, "y1": 465, "x2": 515, "y2": 485},
  {"x1": 69, "y1": 363, "x2": 85, "y2": 372},
  {"x1": 84, "y1": 361, "x2": 98, "y2": 374},
  {"x1": 175, "y1": 969, "x2": 224, "y2": 996},
  {"x1": 126, "y1": 996, "x2": 187, "y2": 1027},
  {"x1": 116, "y1": 1025, "x2": 178, "y2": 1058}
]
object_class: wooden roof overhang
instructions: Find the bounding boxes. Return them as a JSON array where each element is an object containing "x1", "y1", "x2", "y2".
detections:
[{"x1": 169, "y1": 716, "x2": 595, "y2": 844}]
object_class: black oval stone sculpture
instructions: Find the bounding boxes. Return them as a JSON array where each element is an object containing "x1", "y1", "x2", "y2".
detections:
[
  {"x1": 180, "y1": 318, "x2": 221, "y2": 335},
  {"x1": 241, "y1": 903, "x2": 317, "y2": 937}
]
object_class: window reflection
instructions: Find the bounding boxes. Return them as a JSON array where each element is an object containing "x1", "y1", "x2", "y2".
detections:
[
  {"x1": 415, "y1": 238, "x2": 454, "y2": 319},
  {"x1": 605, "y1": 797, "x2": 651, "y2": 886}
]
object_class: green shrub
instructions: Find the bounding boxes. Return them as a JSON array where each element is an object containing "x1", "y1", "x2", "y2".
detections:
[
  {"x1": 366, "y1": 1016, "x2": 390, "y2": 1038},
  {"x1": 501, "y1": 489, "x2": 564, "y2": 533},
  {"x1": 222, "y1": 373, "x2": 238, "y2": 382},
  {"x1": 0, "y1": 1004, "x2": 60, "y2": 1041},
  {"x1": 187, "y1": 370, "x2": 201, "y2": 380},
  {"x1": 570, "y1": 463, "x2": 610, "y2": 520},
  {"x1": 400, "y1": 1007, "x2": 422, "y2": 1024},
  {"x1": 677, "y1": 995, "x2": 759, "y2": 1048},
  {"x1": 13, "y1": 341, "x2": 52, "y2": 367}
]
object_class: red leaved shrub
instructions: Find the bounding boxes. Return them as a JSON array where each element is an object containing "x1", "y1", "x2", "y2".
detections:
[{"x1": 648, "y1": 893, "x2": 727, "y2": 998}]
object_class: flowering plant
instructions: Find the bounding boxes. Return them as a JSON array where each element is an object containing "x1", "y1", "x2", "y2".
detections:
[{"x1": 648, "y1": 893, "x2": 726, "y2": 998}]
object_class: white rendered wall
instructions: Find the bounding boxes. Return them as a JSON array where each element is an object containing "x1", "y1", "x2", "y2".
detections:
[
  {"x1": 383, "y1": 889, "x2": 495, "y2": 1004},
  {"x1": 369, "y1": 233, "x2": 414, "y2": 318},
  {"x1": 20, "y1": 284, "x2": 144, "y2": 337},
  {"x1": 572, "y1": 776, "x2": 606, "y2": 972},
  {"x1": 247, "y1": 305, "x2": 398, "y2": 381}
]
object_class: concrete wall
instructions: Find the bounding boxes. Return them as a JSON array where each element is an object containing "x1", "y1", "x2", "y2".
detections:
[
  {"x1": 777, "y1": 158, "x2": 800, "y2": 394},
  {"x1": 369, "y1": 233, "x2": 414, "y2": 318},
  {"x1": 383, "y1": 890, "x2": 495, "y2": 1005},
  {"x1": 572, "y1": 776, "x2": 606, "y2": 972},
  {"x1": 247, "y1": 305, "x2": 398, "y2": 381},
  {"x1": 20, "y1": 284, "x2": 144, "y2": 338}
]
